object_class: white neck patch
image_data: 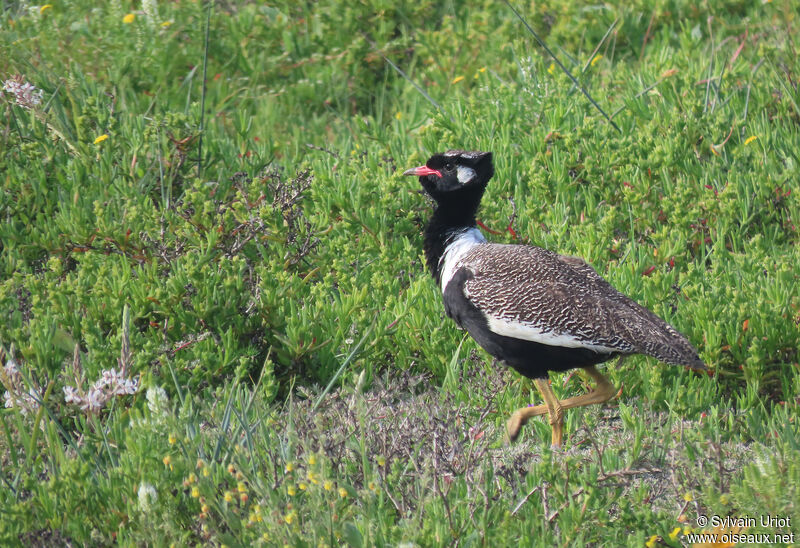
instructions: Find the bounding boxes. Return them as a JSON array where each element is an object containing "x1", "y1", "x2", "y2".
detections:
[
  {"x1": 456, "y1": 165, "x2": 476, "y2": 184},
  {"x1": 439, "y1": 227, "x2": 486, "y2": 291}
]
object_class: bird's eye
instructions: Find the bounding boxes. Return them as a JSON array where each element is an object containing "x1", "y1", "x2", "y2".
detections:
[{"x1": 444, "y1": 162, "x2": 454, "y2": 171}]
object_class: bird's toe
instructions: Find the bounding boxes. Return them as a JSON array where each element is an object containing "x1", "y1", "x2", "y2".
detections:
[{"x1": 506, "y1": 414, "x2": 523, "y2": 443}]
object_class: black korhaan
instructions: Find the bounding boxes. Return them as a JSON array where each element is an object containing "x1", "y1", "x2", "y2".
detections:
[{"x1": 404, "y1": 150, "x2": 705, "y2": 446}]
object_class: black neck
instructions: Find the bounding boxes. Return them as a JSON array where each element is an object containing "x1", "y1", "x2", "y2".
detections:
[{"x1": 422, "y1": 188, "x2": 484, "y2": 283}]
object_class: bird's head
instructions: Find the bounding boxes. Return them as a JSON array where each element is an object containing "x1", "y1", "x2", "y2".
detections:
[{"x1": 403, "y1": 150, "x2": 494, "y2": 204}]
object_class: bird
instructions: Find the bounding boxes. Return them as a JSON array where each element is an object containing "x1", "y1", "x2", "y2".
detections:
[{"x1": 403, "y1": 149, "x2": 706, "y2": 447}]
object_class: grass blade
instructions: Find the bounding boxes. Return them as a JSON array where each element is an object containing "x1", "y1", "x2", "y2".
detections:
[
  {"x1": 365, "y1": 35, "x2": 447, "y2": 118},
  {"x1": 503, "y1": 0, "x2": 621, "y2": 133},
  {"x1": 197, "y1": 1, "x2": 213, "y2": 176},
  {"x1": 580, "y1": 19, "x2": 618, "y2": 75},
  {"x1": 742, "y1": 58, "x2": 765, "y2": 123},
  {"x1": 311, "y1": 316, "x2": 377, "y2": 414}
]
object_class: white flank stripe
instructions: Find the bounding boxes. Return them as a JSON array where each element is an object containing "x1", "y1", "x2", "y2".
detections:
[
  {"x1": 486, "y1": 316, "x2": 618, "y2": 353},
  {"x1": 440, "y1": 227, "x2": 485, "y2": 292},
  {"x1": 456, "y1": 165, "x2": 476, "y2": 184}
]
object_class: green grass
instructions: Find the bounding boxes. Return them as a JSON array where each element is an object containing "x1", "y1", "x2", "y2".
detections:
[{"x1": 1, "y1": 0, "x2": 799, "y2": 546}]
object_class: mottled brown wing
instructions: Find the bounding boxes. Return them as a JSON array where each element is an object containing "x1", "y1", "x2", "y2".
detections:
[{"x1": 459, "y1": 244, "x2": 705, "y2": 368}]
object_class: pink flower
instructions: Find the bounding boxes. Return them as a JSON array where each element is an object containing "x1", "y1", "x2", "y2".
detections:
[{"x1": 2, "y1": 76, "x2": 43, "y2": 109}]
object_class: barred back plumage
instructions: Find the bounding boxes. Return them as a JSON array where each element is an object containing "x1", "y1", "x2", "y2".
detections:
[{"x1": 456, "y1": 243, "x2": 704, "y2": 369}]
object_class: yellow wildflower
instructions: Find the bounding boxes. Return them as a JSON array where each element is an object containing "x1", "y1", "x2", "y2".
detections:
[
  {"x1": 123, "y1": 13, "x2": 135, "y2": 24},
  {"x1": 547, "y1": 63, "x2": 556, "y2": 75},
  {"x1": 395, "y1": 112, "x2": 402, "y2": 120},
  {"x1": 285, "y1": 512, "x2": 295, "y2": 525},
  {"x1": 590, "y1": 54, "x2": 603, "y2": 67},
  {"x1": 308, "y1": 454, "x2": 316, "y2": 466},
  {"x1": 338, "y1": 487, "x2": 348, "y2": 499},
  {"x1": 285, "y1": 462, "x2": 294, "y2": 473},
  {"x1": 668, "y1": 527, "x2": 681, "y2": 540},
  {"x1": 298, "y1": 482, "x2": 307, "y2": 491},
  {"x1": 162, "y1": 455, "x2": 172, "y2": 467},
  {"x1": 376, "y1": 456, "x2": 386, "y2": 467},
  {"x1": 287, "y1": 485, "x2": 296, "y2": 496},
  {"x1": 202, "y1": 467, "x2": 210, "y2": 477},
  {"x1": 94, "y1": 134, "x2": 109, "y2": 145},
  {"x1": 323, "y1": 480, "x2": 333, "y2": 491},
  {"x1": 168, "y1": 433, "x2": 176, "y2": 445},
  {"x1": 683, "y1": 492, "x2": 693, "y2": 502},
  {"x1": 452, "y1": 75, "x2": 465, "y2": 84},
  {"x1": 645, "y1": 535, "x2": 658, "y2": 548},
  {"x1": 40, "y1": 5, "x2": 52, "y2": 13},
  {"x1": 191, "y1": 487, "x2": 200, "y2": 498},
  {"x1": 223, "y1": 491, "x2": 234, "y2": 502},
  {"x1": 161, "y1": 21, "x2": 172, "y2": 28},
  {"x1": 201, "y1": 503, "x2": 210, "y2": 513},
  {"x1": 237, "y1": 481, "x2": 247, "y2": 493},
  {"x1": 744, "y1": 136, "x2": 757, "y2": 146}
]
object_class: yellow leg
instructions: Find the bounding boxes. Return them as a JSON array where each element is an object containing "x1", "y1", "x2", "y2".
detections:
[{"x1": 505, "y1": 366, "x2": 617, "y2": 446}]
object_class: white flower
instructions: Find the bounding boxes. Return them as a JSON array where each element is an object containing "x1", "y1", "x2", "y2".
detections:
[
  {"x1": 82, "y1": 387, "x2": 104, "y2": 412},
  {"x1": 3, "y1": 388, "x2": 40, "y2": 416},
  {"x1": 137, "y1": 482, "x2": 158, "y2": 512},
  {"x1": 146, "y1": 386, "x2": 168, "y2": 416},
  {"x1": 64, "y1": 367, "x2": 139, "y2": 413},
  {"x1": 142, "y1": 0, "x2": 158, "y2": 24},
  {"x1": 2, "y1": 355, "x2": 40, "y2": 415},
  {"x1": 2, "y1": 77, "x2": 43, "y2": 109},
  {"x1": 3, "y1": 356, "x2": 20, "y2": 378},
  {"x1": 63, "y1": 385, "x2": 79, "y2": 403},
  {"x1": 97, "y1": 368, "x2": 139, "y2": 396},
  {"x1": 123, "y1": 378, "x2": 139, "y2": 394},
  {"x1": 95, "y1": 368, "x2": 120, "y2": 389}
]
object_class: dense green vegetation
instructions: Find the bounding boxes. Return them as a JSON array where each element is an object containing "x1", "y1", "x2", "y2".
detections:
[{"x1": 1, "y1": 1, "x2": 798, "y2": 545}]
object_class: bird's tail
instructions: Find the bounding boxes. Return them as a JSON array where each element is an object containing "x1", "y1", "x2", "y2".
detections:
[{"x1": 639, "y1": 323, "x2": 706, "y2": 370}]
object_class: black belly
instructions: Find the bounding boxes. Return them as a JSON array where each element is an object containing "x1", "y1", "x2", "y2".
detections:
[{"x1": 442, "y1": 269, "x2": 618, "y2": 379}]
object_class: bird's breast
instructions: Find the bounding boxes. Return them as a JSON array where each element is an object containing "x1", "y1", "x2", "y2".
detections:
[{"x1": 439, "y1": 227, "x2": 486, "y2": 292}]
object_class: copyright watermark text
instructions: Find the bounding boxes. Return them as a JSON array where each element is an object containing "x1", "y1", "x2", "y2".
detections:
[{"x1": 687, "y1": 514, "x2": 794, "y2": 545}]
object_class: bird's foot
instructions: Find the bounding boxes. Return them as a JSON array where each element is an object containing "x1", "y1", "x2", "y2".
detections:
[
  {"x1": 505, "y1": 403, "x2": 549, "y2": 443},
  {"x1": 505, "y1": 413, "x2": 525, "y2": 444}
]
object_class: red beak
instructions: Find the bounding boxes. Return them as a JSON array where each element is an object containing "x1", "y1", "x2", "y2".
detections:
[{"x1": 402, "y1": 165, "x2": 442, "y2": 178}]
